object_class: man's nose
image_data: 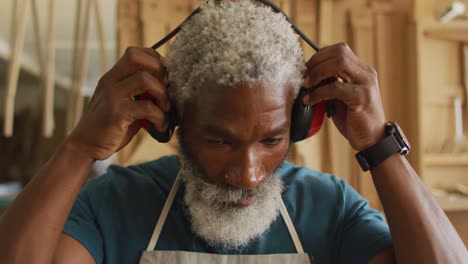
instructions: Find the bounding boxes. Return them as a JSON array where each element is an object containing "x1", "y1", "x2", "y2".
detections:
[{"x1": 224, "y1": 147, "x2": 267, "y2": 190}]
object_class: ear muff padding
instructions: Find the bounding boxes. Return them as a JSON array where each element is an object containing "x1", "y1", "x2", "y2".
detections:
[{"x1": 290, "y1": 88, "x2": 326, "y2": 143}]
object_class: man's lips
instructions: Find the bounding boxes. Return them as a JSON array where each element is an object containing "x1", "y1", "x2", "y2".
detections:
[{"x1": 232, "y1": 196, "x2": 256, "y2": 207}]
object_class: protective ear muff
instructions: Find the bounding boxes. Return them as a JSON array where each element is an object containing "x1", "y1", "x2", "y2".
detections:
[
  {"x1": 290, "y1": 77, "x2": 336, "y2": 143},
  {"x1": 134, "y1": 92, "x2": 178, "y2": 143},
  {"x1": 143, "y1": 0, "x2": 325, "y2": 143},
  {"x1": 290, "y1": 89, "x2": 326, "y2": 143}
]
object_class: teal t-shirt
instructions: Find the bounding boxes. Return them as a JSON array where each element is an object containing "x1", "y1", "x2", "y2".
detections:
[{"x1": 63, "y1": 155, "x2": 392, "y2": 264}]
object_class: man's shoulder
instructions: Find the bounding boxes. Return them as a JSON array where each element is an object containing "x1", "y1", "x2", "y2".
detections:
[
  {"x1": 279, "y1": 161, "x2": 346, "y2": 194},
  {"x1": 64, "y1": 156, "x2": 180, "y2": 263},
  {"x1": 278, "y1": 161, "x2": 351, "y2": 217},
  {"x1": 104, "y1": 155, "x2": 178, "y2": 186},
  {"x1": 80, "y1": 155, "x2": 179, "y2": 205}
]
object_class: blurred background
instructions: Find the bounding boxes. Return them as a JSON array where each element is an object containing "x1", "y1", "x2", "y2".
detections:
[{"x1": 0, "y1": 0, "x2": 467, "y2": 246}]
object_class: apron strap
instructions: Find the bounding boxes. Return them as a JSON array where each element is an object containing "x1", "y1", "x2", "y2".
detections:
[
  {"x1": 278, "y1": 197, "x2": 305, "y2": 254},
  {"x1": 145, "y1": 172, "x2": 182, "y2": 251}
]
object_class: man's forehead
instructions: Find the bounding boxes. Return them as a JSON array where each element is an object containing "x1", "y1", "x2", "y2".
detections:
[
  {"x1": 181, "y1": 82, "x2": 294, "y2": 138},
  {"x1": 194, "y1": 82, "x2": 291, "y2": 113}
]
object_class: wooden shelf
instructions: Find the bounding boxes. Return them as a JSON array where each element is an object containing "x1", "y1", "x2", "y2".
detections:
[
  {"x1": 424, "y1": 153, "x2": 468, "y2": 166},
  {"x1": 435, "y1": 196, "x2": 468, "y2": 212},
  {"x1": 423, "y1": 20, "x2": 468, "y2": 43}
]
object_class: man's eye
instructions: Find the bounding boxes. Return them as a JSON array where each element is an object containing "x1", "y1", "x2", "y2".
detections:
[
  {"x1": 262, "y1": 138, "x2": 283, "y2": 146},
  {"x1": 207, "y1": 139, "x2": 229, "y2": 145}
]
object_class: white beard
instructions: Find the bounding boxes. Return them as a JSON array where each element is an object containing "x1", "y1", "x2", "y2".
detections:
[{"x1": 179, "y1": 153, "x2": 284, "y2": 250}]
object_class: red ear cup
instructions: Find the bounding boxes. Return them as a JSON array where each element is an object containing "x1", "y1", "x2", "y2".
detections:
[
  {"x1": 133, "y1": 92, "x2": 177, "y2": 143},
  {"x1": 290, "y1": 87, "x2": 327, "y2": 143},
  {"x1": 290, "y1": 77, "x2": 337, "y2": 142},
  {"x1": 134, "y1": 92, "x2": 154, "y2": 131},
  {"x1": 306, "y1": 100, "x2": 326, "y2": 138}
]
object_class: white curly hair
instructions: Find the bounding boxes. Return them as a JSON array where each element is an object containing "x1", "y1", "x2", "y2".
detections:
[{"x1": 166, "y1": 0, "x2": 306, "y2": 115}]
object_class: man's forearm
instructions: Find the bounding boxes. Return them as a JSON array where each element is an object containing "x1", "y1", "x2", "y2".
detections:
[
  {"x1": 370, "y1": 154, "x2": 468, "y2": 263},
  {"x1": 0, "y1": 140, "x2": 95, "y2": 264}
]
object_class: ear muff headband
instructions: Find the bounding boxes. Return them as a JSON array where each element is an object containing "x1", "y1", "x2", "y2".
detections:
[{"x1": 152, "y1": 0, "x2": 320, "y2": 51}]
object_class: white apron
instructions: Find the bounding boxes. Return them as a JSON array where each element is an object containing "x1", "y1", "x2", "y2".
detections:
[{"x1": 139, "y1": 173, "x2": 311, "y2": 264}]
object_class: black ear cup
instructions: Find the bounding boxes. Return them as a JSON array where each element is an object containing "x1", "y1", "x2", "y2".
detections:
[
  {"x1": 134, "y1": 93, "x2": 178, "y2": 143},
  {"x1": 290, "y1": 88, "x2": 327, "y2": 143},
  {"x1": 290, "y1": 88, "x2": 315, "y2": 142},
  {"x1": 146, "y1": 107, "x2": 177, "y2": 143}
]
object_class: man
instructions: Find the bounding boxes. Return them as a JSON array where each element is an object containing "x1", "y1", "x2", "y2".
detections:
[{"x1": 0, "y1": 1, "x2": 467, "y2": 263}]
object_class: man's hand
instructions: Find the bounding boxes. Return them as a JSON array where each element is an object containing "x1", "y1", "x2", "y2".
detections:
[
  {"x1": 67, "y1": 47, "x2": 170, "y2": 160},
  {"x1": 303, "y1": 42, "x2": 387, "y2": 151}
]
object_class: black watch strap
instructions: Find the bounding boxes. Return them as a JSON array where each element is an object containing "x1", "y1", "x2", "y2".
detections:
[{"x1": 355, "y1": 135, "x2": 401, "y2": 172}]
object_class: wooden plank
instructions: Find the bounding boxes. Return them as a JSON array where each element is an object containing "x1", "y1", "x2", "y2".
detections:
[
  {"x1": 316, "y1": 0, "x2": 356, "y2": 181},
  {"x1": 318, "y1": 0, "x2": 334, "y2": 47},
  {"x1": 140, "y1": 0, "x2": 170, "y2": 51},
  {"x1": 425, "y1": 25, "x2": 468, "y2": 43},
  {"x1": 165, "y1": 0, "x2": 192, "y2": 53},
  {"x1": 291, "y1": 0, "x2": 323, "y2": 171},
  {"x1": 31, "y1": 0, "x2": 45, "y2": 74},
  {"x1": 117, "y1": 0, "x2": 144, "y2": 164},
  {"x1": 72, "y1": 0, "x2": 92, "y2": 129},
  {"x1": 4, "y1": 0, "x2": 30, "y2": 137},
  {"x1": 297, "y1": 0, "x2": 318, "y2": 58},
  {"x1": 117, "y1": 0, "x2": 142, "y2": 55},
  {"x1": 375, "y1": 13, "x2": 407, "y2": 128},
  {"x1": 93, "y1": 0, "x2": 109, "y2": 74},
  {"x1": 413, "y1": 0, "x2": 437, "y2": 21},
  {"x1": 66, "y1": 0, "x2": 84, "y2": 133},
  {"x1": 278, "y1": 0, "x2": 292, "y2": 17},
  {"x1": 42, "y1": 0, "x2": 56, "y2": 137},
  {"x1": 349, "y1": 9, "x2": 382, "y2": 211},
  {"x1": 464, "y1": 44, "x2": 468, "y2": 120}
]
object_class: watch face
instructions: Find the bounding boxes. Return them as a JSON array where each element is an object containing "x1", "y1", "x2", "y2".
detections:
[{"x1": 393, "y1": 122, "x2": 411, "y2": 154}]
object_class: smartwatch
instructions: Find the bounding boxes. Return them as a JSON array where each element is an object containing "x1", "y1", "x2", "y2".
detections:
[{"x1": 355, "y1": 122, "x2": 411, "y2": 172}]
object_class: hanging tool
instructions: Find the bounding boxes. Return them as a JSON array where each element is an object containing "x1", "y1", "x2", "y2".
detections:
[
  {"x1": 4, "y1": 0, "x2": 30, "y2": 137},
  {"x1": 42, "y1": 0, "x2": 56, "y2": 137},
  {"x1": 66, "y1": 0, "x2": 84, "y2": 133},
  {"x1": 31, "y1": 0, "x2": 45, "y2": 73},
  {"x1": 463, "y1": 44, "x2": 468, "y2": 128},
  {"x1": 67, "y1": 0, "x2": 107, "y2": 133},
  {"x1": 93, "y1": 0, "x2": 109, "y2": 74},
  {"x1": 73, "y1": 0, "x2": 92, "y2": 128},
  {"x1": 66, "y1": 0, "x2": 92, "y2": 133}
]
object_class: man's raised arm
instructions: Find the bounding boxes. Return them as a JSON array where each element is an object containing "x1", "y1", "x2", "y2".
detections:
[
  {"x1": 303, "y1": 42, "x2": 468, "y2": 263},
  {"x1": 0, "y1": 47, "x2": 170, "y2": 264}
]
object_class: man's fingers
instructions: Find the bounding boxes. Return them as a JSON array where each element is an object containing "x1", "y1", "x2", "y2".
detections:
[
  {"x1": 305, "y1": 42, "x2": 375, "y2": 85},
  {"x1": 118, "y1": 71, "x2": 170, "y2": 112},
  {"x1": 303, "y1": 81, "x2": 367, "y2": 112},
  {"x1": 122, "y1": 100, "x2": 167, "y2": 132},
  {"x1": 307, "y1": 53, "x2": 369, "y2": 88},
  {"x1": 110, "y1": 47, "x2": 166, "y2": 82},
  {"x1": 306, "y1": 43, "x2": 356, "y2": 71}
]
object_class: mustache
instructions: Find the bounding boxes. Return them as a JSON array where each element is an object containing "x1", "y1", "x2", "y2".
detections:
[{"x1": 193, "y1": 171, "x2": 283, "y2": 205}]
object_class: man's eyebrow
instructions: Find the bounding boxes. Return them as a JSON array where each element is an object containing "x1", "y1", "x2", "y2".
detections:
[
  {"x1": 201, "y1": 124, "x2": 238, "y2": 139},
  {"x1": 201, "y1": 121, "x2": 290, "y2": 139},
  {"x1": 264, "y1": 121, "x2": 290, "y2": 137}
]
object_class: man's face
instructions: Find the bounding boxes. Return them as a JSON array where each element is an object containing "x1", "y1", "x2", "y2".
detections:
[
  {"x1": 180, "y1": 82, "x2": 294, "y2": 194},
  {"x1": 177, "y1": 82, "x2": 295, "y2": 249}
]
